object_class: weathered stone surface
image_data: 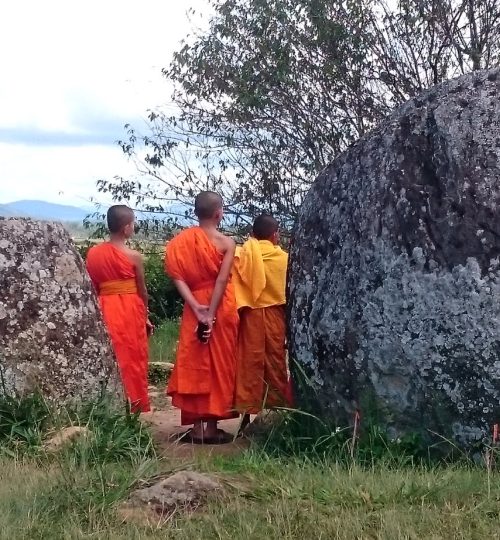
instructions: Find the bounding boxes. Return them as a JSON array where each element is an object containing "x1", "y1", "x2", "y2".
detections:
[
  {"x1": 0, "y1": 218, "x2": 120, "y2": 402},
  {"x1": 242, "y1": 410, "x2": 282, "y2": 439},
  {"x1": 289, "y1": 68, "x2": 500, "y2": 447},
  {"x1": 130, "y1": 471, "x2": 222, "y2": 510}
]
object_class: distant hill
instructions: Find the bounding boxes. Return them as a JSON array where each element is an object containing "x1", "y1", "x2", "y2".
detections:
[
  {"x1": 0, "y1": 200, "x2": 90, "y2": 222},
  {"x1": 0, "y1": 199, "x2": 242, "y2": 228}
]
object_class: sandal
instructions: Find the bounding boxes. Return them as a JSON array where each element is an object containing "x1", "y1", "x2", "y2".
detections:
[
  {"x1": 177, "y1": 428, "x2": 233, "y2": 445},
  {"x1": 217, "y1": 428, "x2": 236, "y2": 442}
]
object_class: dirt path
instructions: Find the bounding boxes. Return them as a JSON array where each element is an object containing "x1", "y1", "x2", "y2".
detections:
[{"x1": 141, "y1": 390, "x2": 251, "y2": 459}]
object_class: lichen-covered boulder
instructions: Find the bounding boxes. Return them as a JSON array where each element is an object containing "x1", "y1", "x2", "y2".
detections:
[
  {"x1": 289, "y1": 68, "x2": 500, "y2": 448},
  {"x1": 0, "y1": 218, "x2": 120, "y2": 402}
]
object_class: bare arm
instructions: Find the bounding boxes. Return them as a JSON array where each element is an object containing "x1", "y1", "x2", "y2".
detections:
[
  {"x1": 171, "y1": 279, "x2": 209, "y2": 324},
  {"x1": 207, "y1": 238, "x2": 236, "y2": 322},
  {"x1": 173, "y1": 279, "x2": 201, "y2": 312}
]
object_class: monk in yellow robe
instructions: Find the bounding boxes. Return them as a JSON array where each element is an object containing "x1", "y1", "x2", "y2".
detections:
[
  {"x1": 165, "y1": 191, "x2": 239, "y2": 444},
  {"x1": 86, "y1": 205, "x2": 153, "y2": 413},
  {"x1": 233, "y1": 215, "x2": 293, "y2": 429}
]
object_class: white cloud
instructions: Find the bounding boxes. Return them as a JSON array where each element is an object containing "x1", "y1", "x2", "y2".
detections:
[
  {"x1": 0, "y1": 0, "x2": 212, "y2": 205},
  {"x1": 0, "y1": 143, "x2": 135, "y2": 207}
]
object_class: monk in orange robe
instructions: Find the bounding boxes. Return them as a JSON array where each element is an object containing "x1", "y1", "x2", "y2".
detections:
[
  {"x1": 233, "y1": 215, "x2": 293, "y2": 431},
  {"x1": 165, "y1": 191, "x2": 238, "y2": 444},
  {"x1": 86, "y1": 205, "x2": 152, "y2": 413}
]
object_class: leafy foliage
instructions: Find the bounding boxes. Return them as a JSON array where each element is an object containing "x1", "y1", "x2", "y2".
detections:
[
  {"x1": 143, "y1": 251, "x2": 181, "y2": 324},
  {"x1": 74, "y1": 239, "x2": 94, "y2": 260},
  {"x1": 98, "y1": 0, "x2": 500, "y2": 228}
]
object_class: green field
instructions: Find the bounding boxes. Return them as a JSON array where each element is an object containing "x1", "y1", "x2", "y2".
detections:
[{"x1": 1, "y1": 448, "x2": 500, "y2": 539}]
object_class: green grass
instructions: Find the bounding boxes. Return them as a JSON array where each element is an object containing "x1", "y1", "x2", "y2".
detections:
[
  {"x1": 0, "y1": 456, "x2": 159, "y2": 539},
  {"x1": 2, "y1": 393, "x2": 500, "y2": 538},
  {"x1": 149, "y1": 319, "x2": 179, "y2": 364},
  {"x1": 196, "y1": 454, "x2": 500, "y2": 539},
  {"x1": 1, "y1": 451, "x2": 500, "y2": 539},
  {"x1": 0, "y1": 394, "x2": 159, "y2": 538},
  {"x1": 0, "y1": 393, "x2": 154, "y2": 462},
  {"x1": 0, "y1": 393, "x2": 51, "y2": 453}
]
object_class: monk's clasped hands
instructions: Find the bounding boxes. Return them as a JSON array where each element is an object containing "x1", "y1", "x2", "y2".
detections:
[{"x1": 193, "y1": 303, "x2": 210, "y2": 322}]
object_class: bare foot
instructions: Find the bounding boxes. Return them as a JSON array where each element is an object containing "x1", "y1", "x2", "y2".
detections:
[
  {"x1": 202, "y1": 420, "x2": 219, "y2": 439},
  {"x1": 190, "y1": 420, "x2": 219, "y2": 440},
  {"x1": 179, "y1": 420, "x2": 232, "y2": 444}
]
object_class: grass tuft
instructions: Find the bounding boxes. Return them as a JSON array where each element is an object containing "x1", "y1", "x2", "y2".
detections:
[
  {"x1": 0, "y1": 393, "x2": 51, "y2": 454},
  {"x1": 149, "y1": 319, "x2": 179, "y2": 365},
  {"x1": 62, "y1": 398, "x2": 155, "y2": 465},
  {"x1": 252, "y1": 408, "x2": 437, "y2": 468}
]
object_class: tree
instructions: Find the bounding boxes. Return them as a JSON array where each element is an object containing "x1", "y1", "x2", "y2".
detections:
[
  {"x1": 373, "y1": 0, "x2": 500, "y2": 95},
  {"x1": 98, "y1": 0, "x2": 500, "y2": 229}
]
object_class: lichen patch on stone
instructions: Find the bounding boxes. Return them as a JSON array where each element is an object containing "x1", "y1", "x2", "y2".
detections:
[
  {"x1": 288, "y1": 68, "x2": 500, "y2": 448},
  {"x1": 0, "y1": 218, "x2": 120, "y2": 403}
]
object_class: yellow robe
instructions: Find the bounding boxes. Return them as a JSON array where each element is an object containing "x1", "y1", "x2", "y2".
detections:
[{"x1": 233, "y1": 239, "x2": 292, "y2": 413}]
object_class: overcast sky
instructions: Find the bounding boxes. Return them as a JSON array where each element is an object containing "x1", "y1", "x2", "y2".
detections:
[{"x1": 0, "y1": 0, "x2": 211, "y2": 206}]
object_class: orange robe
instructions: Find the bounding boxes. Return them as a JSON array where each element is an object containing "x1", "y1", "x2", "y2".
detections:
[
  {"x1": 86, "y1": 242, "x2": 150, "y2": 413},
  {"x1": 233, "y1": 239, "x2": 293, "y2": 414},
  {"x1": 165, "y1": 227, "x2": 239, "y2": 425}
]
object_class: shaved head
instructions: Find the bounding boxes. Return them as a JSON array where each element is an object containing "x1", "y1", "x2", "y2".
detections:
[
  {"x1": 253, "y1": 214, "x2": 279, "y2": 240},
  {"x1": 107, "y1": 205, "x2": 134, "y2": 233},
  {"x1": 194, "y1": 191, "x2": 223, "y2": 220}
]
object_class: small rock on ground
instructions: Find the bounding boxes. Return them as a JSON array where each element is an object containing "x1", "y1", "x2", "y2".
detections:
[
  {"x1": 149, "y1": 362, "x2": 174, "y2": 371},
  {"x1": 130, "y1": 471, "x2": 222, "y2": 512},
  {"x1": 243, "y1": 410, "x2": 282, "y2": 438},
  {"x1": 44, "y1": 426, "x2": 90, "y2": 451}
]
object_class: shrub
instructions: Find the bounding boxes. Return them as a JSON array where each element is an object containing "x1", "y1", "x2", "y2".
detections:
[
  {"x1": 74, "y1": 240, "x2": 95, "y2": 260},
  {"x1": 144, "y1": 251, "x2": 182, "y2": 324}
]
